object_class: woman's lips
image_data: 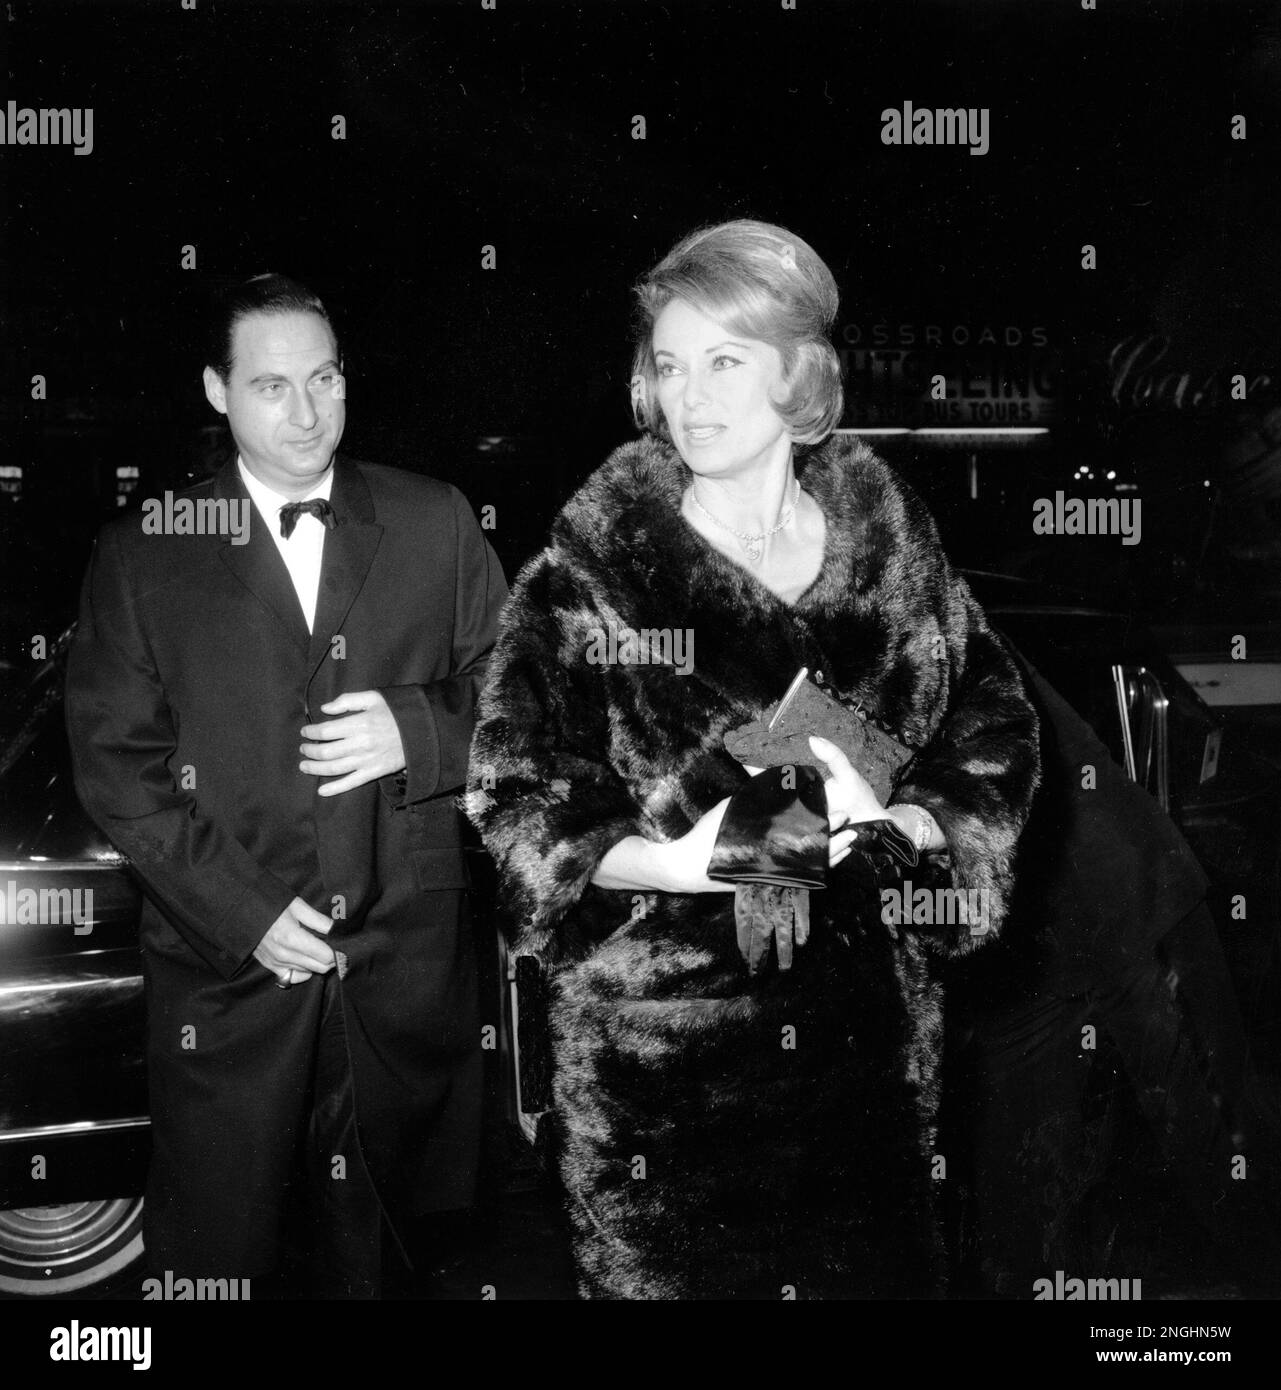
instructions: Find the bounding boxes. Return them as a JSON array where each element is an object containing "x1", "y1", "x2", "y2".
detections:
[{"x1": 684, "y1": 425, "x2": 725, "y2": 443}]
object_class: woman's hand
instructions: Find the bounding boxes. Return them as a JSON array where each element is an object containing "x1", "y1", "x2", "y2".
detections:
[
  {"x1": 807, "y1": 735, "x2": 886, "y2": 868},
  {"x1": 666, "y1": 738, "x2": 879, "y2": 883},
  {"x1": 595, "y1": 739, "x2": 887, "y2": 893},
  {"x1": 591, "y1": 799, "x2": 737, "y2": 894},
  {"x1": 653, "y1": 796, "x2": 737, "y2": 893}
]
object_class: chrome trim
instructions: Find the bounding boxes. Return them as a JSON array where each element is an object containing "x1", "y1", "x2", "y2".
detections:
[
  {"x1": 0, "y1": 1116, "x2": 149, "y2": 1144},
  {"x1": 1112, "y1": 665, "x2": 1138, "y2": 782},
  {"x1": 1148, "y1": 675, "x2": 1170, "y2": 811},
  {"x1": 0, "y1": 976, "x2": 142, "y2": 997},
  {"x1": 1111, "y1": 663, "x2": 1171, "y2": 812},
  {"x1": 982, "y1": 604, "x2": 1123, "y2": 619},
  {"x1": 509, "y1": 975, "x2": 540, "y2": 1146},
  {"x1": 0, "y1": 859, "x2": 130, "y2": 874}
]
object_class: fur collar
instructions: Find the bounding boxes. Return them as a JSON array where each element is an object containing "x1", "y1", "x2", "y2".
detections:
[
  {"x1": 554, "y1": 431, "x2": 937, "y2": 601},
  {"x1": 543, "y1": 432, "x2": 963, "y2": 746}
]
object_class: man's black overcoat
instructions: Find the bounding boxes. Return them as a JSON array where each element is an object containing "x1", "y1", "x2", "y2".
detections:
[{"x1": 66, "y1": 455, "x2": 507, "y2": 1273}]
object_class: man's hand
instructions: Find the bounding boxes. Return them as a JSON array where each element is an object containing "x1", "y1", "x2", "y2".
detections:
[
  {"x1": 299, "y1": 690, "x2": 406, "y2": 796},
  {"x1": 254, "y1": 897, "x2": 336, "y2": 985}
]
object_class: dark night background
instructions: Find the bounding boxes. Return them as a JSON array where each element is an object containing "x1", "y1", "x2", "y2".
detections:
[
  {"x1": 2, "y1": 0, "x2": 1280, "y2": 651},
  {"x1": 1, "y1": 0, "x2": 1281, "y2": 1323}
]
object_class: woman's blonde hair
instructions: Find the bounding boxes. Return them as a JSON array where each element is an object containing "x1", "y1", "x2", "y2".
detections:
[{"x1": 629, "y1": 219, "x2": 844, "y2": 445}]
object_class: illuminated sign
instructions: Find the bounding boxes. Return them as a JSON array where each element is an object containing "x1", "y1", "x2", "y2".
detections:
[{"x1": 838, "y1": 322, "x2": 1060, "y2": 429}]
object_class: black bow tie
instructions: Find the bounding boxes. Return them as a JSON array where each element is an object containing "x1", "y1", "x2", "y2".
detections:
[{"x1": 278, "y1": 498, "x2": 338, "y2": 539}]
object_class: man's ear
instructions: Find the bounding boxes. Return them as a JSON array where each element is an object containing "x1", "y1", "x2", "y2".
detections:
[{"x1": 202, "y1": 366, "x2": 229, "y2": 415}]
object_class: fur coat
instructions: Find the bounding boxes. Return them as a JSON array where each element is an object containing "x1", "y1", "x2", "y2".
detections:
[{"x1": 466, "y1": 433, "x2": 1041, "y2": 1299}]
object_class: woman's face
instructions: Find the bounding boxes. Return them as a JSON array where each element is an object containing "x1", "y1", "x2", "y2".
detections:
[{"x1": 652, "y1": 298, "x2": 792, "y2": 478}]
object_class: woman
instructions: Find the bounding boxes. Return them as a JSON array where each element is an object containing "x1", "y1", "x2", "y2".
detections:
[{"x1": 466, "y1": 220, "x2": 1041, "y2": 1299}]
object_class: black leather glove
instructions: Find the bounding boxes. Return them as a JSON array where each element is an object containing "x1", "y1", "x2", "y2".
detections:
[
  {"x1": 734, "y1": 884, "x2": 811, "y2": 974},
  {"x1": 706, "y1": 763, "x2": 828, "y2": 891},
  {"x1": 847, "y1": 817, "x2": 920, "y2": 876},
  {"x1": 706, "y1": 764, "x2": 828, "y2": 974}
]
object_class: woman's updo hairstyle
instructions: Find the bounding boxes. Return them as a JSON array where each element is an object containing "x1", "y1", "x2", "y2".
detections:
[{"x1": 629, "y1": 219, "x2": 844, "y2": 446}]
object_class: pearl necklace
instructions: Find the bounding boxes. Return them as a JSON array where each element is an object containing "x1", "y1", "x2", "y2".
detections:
[{"x1": 689, "y1": 477, "x2": 801, "y2": 563}]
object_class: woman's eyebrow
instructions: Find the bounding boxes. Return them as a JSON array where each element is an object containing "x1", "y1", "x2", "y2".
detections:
[{"x1": 653, "y1": 341, "x2": 753, "y2": 358}]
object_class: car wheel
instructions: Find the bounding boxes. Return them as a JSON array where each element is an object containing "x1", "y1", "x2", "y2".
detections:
[{"x1": 0, "y1": 1197, "x2": 144, "y2": 1297}]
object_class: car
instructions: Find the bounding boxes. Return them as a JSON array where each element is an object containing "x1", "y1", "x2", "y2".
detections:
[
  {"x1": 0, "y1": 624, "x2": 147, "y2": 1297},
  {"x1": 969, "y1": 568, "x2": 1281, "y2": 1072},
  {"x1": 2, "y1": 572, "x2": 1278, "y2": 1296}
]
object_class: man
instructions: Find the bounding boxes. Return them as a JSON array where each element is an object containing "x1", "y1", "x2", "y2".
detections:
[{"x1": 65, "y1": 273, "x2": 508, "y2": 1296}]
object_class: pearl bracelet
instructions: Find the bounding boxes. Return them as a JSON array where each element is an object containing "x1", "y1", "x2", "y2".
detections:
[{"x1": 891, "y1": 803, "x2": 935, "y2": 854}]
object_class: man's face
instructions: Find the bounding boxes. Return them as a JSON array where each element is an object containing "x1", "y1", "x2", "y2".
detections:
[{"x1": 203, "y1": 310, "x2": 345, "y2": 497}]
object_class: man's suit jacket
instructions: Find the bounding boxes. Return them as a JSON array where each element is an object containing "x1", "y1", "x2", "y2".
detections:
[{"x1": 65, "y1": 454, "x2": 509, "y2": 1265}]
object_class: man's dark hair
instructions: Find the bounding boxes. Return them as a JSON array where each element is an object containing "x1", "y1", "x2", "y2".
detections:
[{"x1": 206, "y1": 272, "x2": 340, "y2": 381}]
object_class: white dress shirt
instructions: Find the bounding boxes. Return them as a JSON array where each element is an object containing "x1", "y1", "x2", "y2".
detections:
[{"x1": 237, "y1": 457, "x2": 334, "y2": 633}]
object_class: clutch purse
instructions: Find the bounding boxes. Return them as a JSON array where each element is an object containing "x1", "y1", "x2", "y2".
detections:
[
  {"x1": 723, "y1": 671, "x2": 914, "y2": 805},
  {"x1": 705, "y1": 691, "x2": 920, "y2": 974}
]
